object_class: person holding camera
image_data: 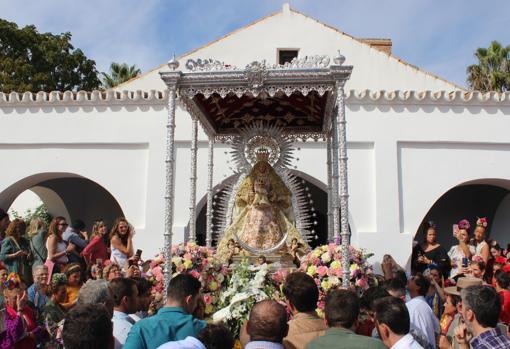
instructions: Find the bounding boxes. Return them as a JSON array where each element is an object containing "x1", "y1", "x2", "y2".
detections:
[{"x1": 447, "y1": 220, "x2": 474, "y2": 279}]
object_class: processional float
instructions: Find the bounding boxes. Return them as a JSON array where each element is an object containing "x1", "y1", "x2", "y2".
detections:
[{"x1": 160, "y1": 52, "x2": 352, "y2": 290}]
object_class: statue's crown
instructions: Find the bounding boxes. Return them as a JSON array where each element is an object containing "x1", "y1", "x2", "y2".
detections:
[{"x1": 255, "y1": 148, "x2": 270, "y2": 162}]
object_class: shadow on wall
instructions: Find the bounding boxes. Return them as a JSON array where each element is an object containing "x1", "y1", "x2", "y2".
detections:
[
  {"x1": 2, "y1": 174, "x2": 124, "y2": 232},
  {"x1": 416, "y1": 184, "x2": 510, "y2": 250}
]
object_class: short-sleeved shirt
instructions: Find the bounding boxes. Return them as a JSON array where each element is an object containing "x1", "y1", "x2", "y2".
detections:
[{"x1": 123, "y1": 307, "x2": 206, "y2": 349}]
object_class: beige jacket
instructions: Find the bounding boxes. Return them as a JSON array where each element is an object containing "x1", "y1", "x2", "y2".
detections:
[{"x1": 283, "y1": 312, "x2": 327, "y2": 349}]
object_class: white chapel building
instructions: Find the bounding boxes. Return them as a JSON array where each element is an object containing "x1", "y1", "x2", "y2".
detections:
[{"x1": 1, "y1": 4, "x2": 510, "y2": 270}]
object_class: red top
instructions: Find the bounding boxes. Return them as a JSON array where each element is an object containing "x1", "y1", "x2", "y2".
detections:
[
  {"x1": 499, "y1": 289, "x2": 510, "y2": 325},
  {"x1": 81, "y1": 236, "x2": 109, "y2": 263}
]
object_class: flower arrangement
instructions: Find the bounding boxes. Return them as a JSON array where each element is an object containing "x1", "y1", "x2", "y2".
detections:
[
  {"x1": 145, "y1": 242, "x2": 227, "y2": 315},
  {"x1": 476, "y1": 217, "x2": 488, "y2": 228},
  {"x1": 299, "y1": 244, "x2": 373, "y2": 316},
  {"x1": 213, "y1": 259, "x2": 279, "y2": 338}
]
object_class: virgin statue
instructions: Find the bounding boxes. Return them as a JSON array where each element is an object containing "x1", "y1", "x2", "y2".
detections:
[{"x1": 216, "y1": 150, "x2": 306, "y2": 262}]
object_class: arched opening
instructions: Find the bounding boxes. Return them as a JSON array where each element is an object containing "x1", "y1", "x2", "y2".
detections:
[
  {"x1": 415, "y1": 179, "x2": 510, "y2": 250},
  {"x1": 2, "y1": 173, "x2": 124, "y2": 231},
  {"x1": 194, "y1": 171, "x2": 329, "y2": 248}
]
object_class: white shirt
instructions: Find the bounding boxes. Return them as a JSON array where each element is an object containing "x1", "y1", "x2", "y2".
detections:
[
  {"x1": 448, "y1": 245, "x2": 475, "y2": 278},
  {"x1": 391, "y1": 333, "x2": 424, "y2": 349},
  {"x1": 156, "y1": 336, "x2": 206, "y2": 349},
  {"x1": 406, "y1": 296, "x2": 439, "y2": 349},
  {"x1": 112, "y1": 310, "x2": 136, "y2": 349}
]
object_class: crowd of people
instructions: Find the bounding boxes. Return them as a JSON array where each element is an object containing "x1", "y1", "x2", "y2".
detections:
[{"x1": 0, "y1": 207, "x2": 510, "y2": 349}]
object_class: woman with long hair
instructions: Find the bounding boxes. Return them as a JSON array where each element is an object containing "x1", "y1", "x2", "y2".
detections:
[
  {"x1": 473, "y1": 217, "x2": 490, "y2": 263},
  {"x1": 0, "y1": 219, "x2": 33, "y2": 284},
  {"x1": 81, "y1": 219, "x2": 110, "y2": 267},
  {"x1": 416, "y1": 221, "x2": 450, "y2": 278},
  {"x1": 109, "y1": 217, "x2": 134, "y2": 269},
  {"x1": 447, "y1": 219, "x2": 475, "y2": 279},
  {"x1": 28, "y1": 217, "x2": 48, "y2": 268},
  {"x1": 46, "y1": 217, "x2": 75, "y2": 274},
  {"x1": 61, "y1": 263, "x2": 82, "y2": 309}
]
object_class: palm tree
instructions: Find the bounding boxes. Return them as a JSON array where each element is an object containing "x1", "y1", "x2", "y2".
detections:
[
  {"x1": 467, "y1": 41, "x2": 510, "y2": 92},
  {"x1": 101, "y1": 62, "x2": 141, "y2": 88}
]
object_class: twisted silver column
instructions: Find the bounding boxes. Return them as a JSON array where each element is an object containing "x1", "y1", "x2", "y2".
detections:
[
  {"x1": 327, "y1": 135, "x2": 333, "y2": 242},
  {"x1": 206, "y1": 139, "x2": 214, "y2": 247},
  {"x1": 188, "y1": 117, "x2": 198, "y2": 242},
  {"x1": 163, "y1": 88, "x2": 177, "y2": 294}
]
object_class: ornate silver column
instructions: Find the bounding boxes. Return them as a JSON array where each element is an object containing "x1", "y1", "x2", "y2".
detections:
[
  {"x1": 188, "y1": 117, "x2": 199, "y2": 242},
  {"x1": 327, "y1": 135, "x2": 333, "y2": 242},
  {"x1": 161, "y1": 57, "x2": 180, "y2": 295},
  {"x1": 331, "y1": 109, "x2": 340, "y2": 247},
  {"x1": 206, "y1": 139, "x2": 214, "y2": 247},
  {"x1": 335, "y1": 84, "x2": 351, "y2": 288}
]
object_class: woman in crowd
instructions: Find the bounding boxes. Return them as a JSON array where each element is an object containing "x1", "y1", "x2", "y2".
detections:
[
  {"x1": 494, "y1": 269, "x2": 510, "y2": 325},
  {"x1": 0, "y1": 219, "x2": 33, "y2": 285},
  {"x1": 0, "y1": 265, "x2": 7, "y2": 304},
  {"x1": 27, "y1": 217, "x2": 47, "y2": 268},
  {"x1": 102, "y1": 262, "x2": 121, "y2": 281},
  {"x1": 43, "y1": 273, "x2": 68, "y2": 324},
  {"x1": 473, "y1": 217, "x2": 490, "y2": 263},
  {"x1": 468, "y1": 258, "x2": 486, "y2": 280},
  {"x1": 447, "y1": 219, "x2": 474, "y2": 279},
  {"x1": 3, "y1": 273, "x2": 45, "y2": 349},
  {"x1": 439, "y1": 293, "x2": 460, "y2": 336},
  {"x1": 81, "y1": 219, "x2": 109, "y2": 267},
  {"x1": 46, "y1": 217, "x2": 74, "y2": 274},
  {"x1": 0, "y1": 208, "x2": 10, "y2": 242},
  {"x1": 61, "y1": 263, "x2": 82, "y2": 309},
  {"x1": 109, "y1": 218, "x2": 134, "y2": 269},
  {"x1": 416, "y1": 221, "x2": 450, "y2": 278},
  {"x1": 43, "y1": 273, "x2": 68, "y2": 349},
  {"x1": 425, "y1": 265, "x2": 446, "y2": 318}
]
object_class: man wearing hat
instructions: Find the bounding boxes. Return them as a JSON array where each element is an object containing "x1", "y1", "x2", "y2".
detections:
[{"x1": 439, "y1": 277, "x2": 483, "y2": 349}]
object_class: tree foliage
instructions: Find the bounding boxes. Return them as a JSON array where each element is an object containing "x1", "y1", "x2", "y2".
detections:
[
  {"x1": 101, "y1": 62, "x2": 141, "y2": 88},
  {"x1": 0, "y1": 18, "x2": 101, "y2": 93},
  {"x1": 467, "y1": 41, "x2": 510, "y2": 92}
]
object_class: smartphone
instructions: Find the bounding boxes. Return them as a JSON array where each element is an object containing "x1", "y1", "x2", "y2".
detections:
[
  {"x1": 128, "y1": 259, "x2": 135, "y2": 267},
  {"x1": 462, "y1": 257, "x2": 469, "y2": 268},
  {"x1": 135, "y1": 249, "x2": 142, "y2": 258},
  {"x1": 452, "y1": 224, "x2": 459, "y2": 237},
  {"x1": 96, "y1": 258, "x2": 103, "y2": 266}
]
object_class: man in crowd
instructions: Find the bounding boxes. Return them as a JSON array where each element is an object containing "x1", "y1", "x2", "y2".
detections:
[
  {"x1": 406, "y1": 274, "x2": 440, "y2": 348},
  {"x1": 243, "y1": 299, "x2": 289, "y2": 349},
  {"x1": 27, "y1": 265, "x2": 49, "y2": 315},
  {"x1": 129, "y1": 277, "x2": 153, "y2": 322},
  {"x1": 439, "y1": 277, "x2": 483, "y2": 349},
  {"x1": 110, "y1": 278, "x2": 139, "y2": 348},
  {"x1": 157, "y1": 323, "x2": 234, "y2": 349},
  {"x1": 124, "y1": 273, "x2": 206, "y2": 349},
  {"x1": 306, "y1": 289, "x2": 386, "y2": 349},
  {"x1": 62, "y1": 303, "x2": 115, "y2": 349},
  {"x1": 77, "y1": 278, "x2": 114, "y2": 317},
  {"x1": 282, "y1": 272, "x2": 326, "y2": 349},
  {"x1": 455, "y1": 285, "x2": 510, "y2": 349},
  {"x1": 63, "y1": 219, "x2": 88, "y2": 264},
  {"x1": 374, "y1": 296, "x2": 423, "y2": 349}
]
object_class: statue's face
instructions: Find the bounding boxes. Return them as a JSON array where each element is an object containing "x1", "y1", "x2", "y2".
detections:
[{"x1": 255, "y1": 162, "x2": 268, "y2": 173}]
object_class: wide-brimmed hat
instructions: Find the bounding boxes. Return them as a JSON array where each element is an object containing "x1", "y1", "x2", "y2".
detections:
[{"x1": 444, "y1": 277, "x2": 483, "y2": 296}]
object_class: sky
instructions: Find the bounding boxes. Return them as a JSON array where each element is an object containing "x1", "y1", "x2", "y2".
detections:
[{"x1": 1, "y1": 0, "x2": 509, "y2": 88}]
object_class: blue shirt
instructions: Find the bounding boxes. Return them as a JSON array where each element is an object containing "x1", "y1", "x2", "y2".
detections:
[
  {"x1": 27, "y1": 283, "x2": 48, "y2": 314},
  {"x1": 123, "y1": 307, "x2": 206, "y2": 349}
]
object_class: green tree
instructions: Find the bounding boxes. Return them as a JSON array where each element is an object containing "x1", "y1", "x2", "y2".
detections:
[
  {"x1": 101, "y1": 62, "x2": 141, "y2": 88},
  {"x1": 467, "y1": 40, "x2": 510, "y2": 92},
  {"x1": 0, "y1": 18, "x2": 101, "y2": 93}
]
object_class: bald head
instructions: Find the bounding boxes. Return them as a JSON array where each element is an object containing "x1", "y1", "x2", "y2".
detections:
[{"x1": 247, "y1": 300, "x2": 289, "y2": 343}]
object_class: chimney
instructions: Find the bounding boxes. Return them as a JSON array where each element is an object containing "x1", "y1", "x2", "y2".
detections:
[{"x1": 359, "y1": 38, "x2": 392, "y2": 54}]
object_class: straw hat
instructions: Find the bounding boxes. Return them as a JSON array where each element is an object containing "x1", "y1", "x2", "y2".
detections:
[{"x1": 444, "y1": 277, "x2": 483, "y2": 296}]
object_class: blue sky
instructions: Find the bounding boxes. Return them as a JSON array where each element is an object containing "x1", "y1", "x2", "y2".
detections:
[{"x1": 1, "y1": 0, "x2": 509, "y2": 88}]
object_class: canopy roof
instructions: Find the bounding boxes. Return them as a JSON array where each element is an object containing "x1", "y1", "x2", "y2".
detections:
[{"x1": 160, "y1": 55, "x2": 352, "y2": 140}]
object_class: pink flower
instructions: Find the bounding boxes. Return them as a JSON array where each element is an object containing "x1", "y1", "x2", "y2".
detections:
[
  {"x1": 317, "y1": 266, "x2": 328, "y2": 277},
  {"x1": 356, "y1": 277, "x2": 368, "y2": 289},
  {"x1": 331, "y1": 268, "x2": 342, "y2": 277},
  {"x1": 183, "y1": 253, "x2": 193, "y2": 261},
  {"x1": 203, "y1": 294, "x2": 213, "y2": 305},
  {"x1": 190, "y1": 270, "x2": 200, "y2": 279}
]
